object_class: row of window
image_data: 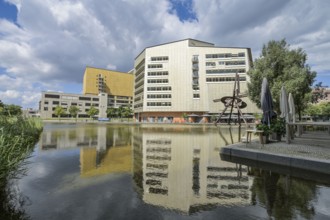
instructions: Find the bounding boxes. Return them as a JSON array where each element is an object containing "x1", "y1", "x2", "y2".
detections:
[
  {"x1": 206, "y1": 68, "x2": 245, "y2": 74},
  {"x1": 206, "y1": 77, "x2": 246, "y2": 82},
  {"x1": 147, "y1": 94, "x2": 171, "y2": 99},
  {"x1": 147, "y1": 86, "x2": 172, "y2": 91},
  {"x1": 206, "y1": 61, "x2": 245, "y2": 66},
  {"x1": 148, "y1": 64, "x2": 163, "y2": 69},
  {"x1": 151, "y1": 56, "x2": 169, "y2": 61},
  {"x1": 147, "y1": 79, "x2": 169, "y2": 84},
  {"x1": 205, "y1": 52, "x2": 245, "y2": 59},
  {"x1": 148, "y1": 71, "x2": 169, "y2": 76},
  {"x1": 147, "y1": 102, "x2": 172, "y2": 106}
]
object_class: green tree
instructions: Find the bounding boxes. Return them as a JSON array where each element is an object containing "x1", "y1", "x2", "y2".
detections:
[
  {"x1": 2, "y1": 104, "x2": 22, "y2": 116},
  {"x1": 122, "y1": 106, "x2": 133, "y2": 121},
  {"x1": 311, "y1": 82, "x2": 326, "y2": 103},
  {"x1": 54, "y1": 106, "x2": 66, "y2": 121},
  {"x1": 69, "y1": 105, "x2": 80, "y2": 122},
  {"x1": 87, "y1": 106, "x2": 99, "y2": 119},
  {"x1": 117, "y1": 106, "x2": 125, "y2": 120},
  {"x1": 106, "y1": 107, "x2": 117, "y2": 118},
  {"x1": 247, "y1": 39, "x2": 316, "y2": 120}
]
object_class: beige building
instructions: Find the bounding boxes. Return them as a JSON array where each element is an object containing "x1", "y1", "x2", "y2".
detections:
[
  {"x1": 40, "y1": 66, "x2": 134, "y2": 119},
  {"x1": 83, "y1": 66, "x2": 134, "y2": 108},
  {"x1": 40, "y1": 91, "x2": 107, "y2": 119},
  {"x1": 133, "y1": 39, "x2": 259, "y2": 123}
]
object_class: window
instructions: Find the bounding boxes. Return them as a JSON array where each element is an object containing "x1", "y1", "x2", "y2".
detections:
[
  {"x1": 206, "y1": 68, "x2": 245, "y2": 74},
  {"x1": 79, "y1": 97, "x2": 91, "y2": 101},
  {"x1": 147, "y1": 86, "x2": 172, "y2": 91},
  {"x1": 53, "y1": 101, "x2": 59, "y2": 105},
  {"x1": 206, "y1": 62, "x2": 216, "y2": 66},
  {"x1": 193, "y1": 94, "x2": 200, "y2": 98},
  {"x1": 85, "y1": 103, "x2": 91, "y2": 106},
  {"x1": 147, "y1": 94, "x2": 171, "y2": 99},
  {"x1": 92, "y1": 98, "x2": 99, "y2": 101},
  {"x1": 151, "y1": 56, "x2": 169, "y2": 61},
  {"x1": 225, "y1": 61, "x2": 245, "y2": 66},
  {"x1": 147, "y1": 102, "x2": 171, "y2": 106},
  {"x1": 44, "y1": 107, "x2": 48, "y2": 111},
  {"x1": 147, "y1": 79, "x2": 168, "y2": 84},
  {"x1": 45, "y1": 94, "x2": 60, "y2": 99},
  {"x1": 148, "y1": 64, "x2": 163, "y2": 69},
  {"x1": 44, "y1": 101, "x2": 48, "y2": 104},
  {"x1": 148, "y1": 71, "x2": 169, "y2": 76},
  {"x1": 206, "y1": 76, "x2": 246, "y2": 82}
]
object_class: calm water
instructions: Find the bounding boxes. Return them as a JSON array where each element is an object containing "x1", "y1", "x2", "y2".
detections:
[{"x1": 4, "y1": 123, "x2": 330, "y2": 220}]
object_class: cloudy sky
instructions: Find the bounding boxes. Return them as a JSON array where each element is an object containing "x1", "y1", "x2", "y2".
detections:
[{"x1": 0, "y1": 0, "x2": 329, "y2": 108}]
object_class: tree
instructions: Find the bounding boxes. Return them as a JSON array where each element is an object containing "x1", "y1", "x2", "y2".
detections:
[
  {"x1": 311, "y1": 82, "x2": 327, "y2": 103},
  {"x1": 117, "y1": 106, "x2": 125, "y2": 120},
  {"x1": 106, "y1": 107, "x2": 117, "y2": 118},
  {"x1": 122, "y1": 106, "x2": 133, "y2": 121},
  {"x1": 87, "y1": 106, "x2": 99, "y2": 119},
  {"x1": 2, "y1": 104, "x2": 22, "y2": 116},
  {"x1": 69, "y1": 105, "x2": 80, "y2": 122},
  {"x1": 54, "y1": 106, "x2": 66, "y2": 121},
  {"x1": 247, "y1": 39, "x2": 316, "y2": 120}
]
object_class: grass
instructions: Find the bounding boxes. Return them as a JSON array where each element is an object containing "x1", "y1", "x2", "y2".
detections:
[{"x1": 0, "y1": 116, "x2": 43, "y2": 219}]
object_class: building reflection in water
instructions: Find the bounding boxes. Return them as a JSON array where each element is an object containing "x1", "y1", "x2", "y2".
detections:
[
  {"x1": 39, "y1": 124, "x2": 133, "y2": 177},
  {"x1": 132, "y1": 125, "x2": 252, "y2": 214}
]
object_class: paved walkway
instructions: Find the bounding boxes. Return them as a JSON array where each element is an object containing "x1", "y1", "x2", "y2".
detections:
[{"x1": 221, "y1": 131, "x2": 330, "y2": 174}]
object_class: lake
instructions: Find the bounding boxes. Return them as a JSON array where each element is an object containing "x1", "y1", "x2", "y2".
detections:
[{"x1": 3, "y1": 123, "x2": 330, "y2": 220}]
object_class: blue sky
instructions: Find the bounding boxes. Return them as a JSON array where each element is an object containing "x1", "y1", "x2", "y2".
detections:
[{"x1": 0, "y1": 0, "x2": 330, "y2": 108}]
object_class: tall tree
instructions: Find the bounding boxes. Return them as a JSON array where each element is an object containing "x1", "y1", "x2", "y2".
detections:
[
  {"x1": 106, "y1": 107, "x2": 117, "y2": 118},
  {"x1": 69, "y1": 105, "x2": 80, "y2": 122},
  {"x1": 87, "y1": 106, "x2": 99, "y2": 119},
  {"x1": 122, "y1": 106, "x2": 133, "y2": 121},
  {"x1": 54, "y1": 106, "x2": 65, "y2": 121},
  {"x1": 247, "y1": 39, "x2": 316, "y2": 120},
  {"x1": 2, "y1": 104, "x2": 22, "y2": 116}
]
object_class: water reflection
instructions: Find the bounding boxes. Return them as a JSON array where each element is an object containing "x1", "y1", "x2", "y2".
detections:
[
  {"x1": 132, "y1": 125, "x2": 251, "y2": 214},
  {"x1": 22, "y1": 124, "x2": 330, "y2": 219},
  {"x1": 39, "y1": 124, "x2": 133, "y2": 177}
]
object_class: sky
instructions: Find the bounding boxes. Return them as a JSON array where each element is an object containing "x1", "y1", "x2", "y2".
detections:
[{"x1": 0, "y1": 0, "x2": 330, "y2": 109}]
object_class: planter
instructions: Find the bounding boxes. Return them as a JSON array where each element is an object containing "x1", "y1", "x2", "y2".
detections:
[
  {"x1": 259, "y1": 134, "x2": 269, "y2": 144},
  {"x1": 271, "y1": 132, "x2": 282, "y2": 141}
]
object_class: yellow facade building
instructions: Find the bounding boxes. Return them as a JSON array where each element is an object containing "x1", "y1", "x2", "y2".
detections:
[{"x1": 83, "y1": 66, "x2": 134, "y2": 108}]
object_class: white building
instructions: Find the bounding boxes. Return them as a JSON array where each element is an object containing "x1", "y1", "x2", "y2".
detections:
[
  {"x1": 133, "y1": 39, "x2": 259, "y2": 123},
  {"x1": 40, "y1": 91, "x2": 107, "y2": 119}
]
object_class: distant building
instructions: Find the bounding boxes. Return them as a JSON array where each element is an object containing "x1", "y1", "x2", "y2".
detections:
[
  {"x1": 40, "y1": 91, "x2": 107, "y2": 119},
  {"x1": 40, "y1": 66, "x2": 134, "y2": 119},
  {"x1": 83, "y1": 66, "x2": 134, "y2": 108},
  {"x1": 133, "y1": 39, "x2": 259, "y2": 123}
]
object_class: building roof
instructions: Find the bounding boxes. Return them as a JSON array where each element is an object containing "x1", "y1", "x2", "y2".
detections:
[{"x1": 135, "y1": 38, "x2": 251, "y2": 60}]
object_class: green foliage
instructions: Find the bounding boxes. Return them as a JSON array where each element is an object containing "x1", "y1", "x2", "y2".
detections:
[
  {"x1": 304, "y1": 102, "x2": 330, "y2": 116},
  {"x1": 256, "y1": 123, "x2": 272, "y2": 135},
  {"x1": 270, "y1": 118, "x2": 286, "y2": 135},
  {"x1": 106, "y1": 107, "x2": 117, "y2": 118},
  {"x1": 0, "y1": 104, "x2": 22, "y2": 116},
  {"x1": 69, "y1": 105, "x2": 80, "y2": 120},
  {"x1": 87, "y1": 106, "x2": 99, "y2": 119},
  {"x1": 54, "y1": 106, "x2": 66, "y2": 121},
  {"x1": 247, "y1": 39, "x2": 316, "y2": 120},
  {"x1": 0, "y1": 116, "x2": 43, "y2": 219}
]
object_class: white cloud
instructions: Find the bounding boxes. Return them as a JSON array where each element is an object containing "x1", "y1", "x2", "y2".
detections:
[{"x1": 1, "y1": 0, "x2": 330, "y2": 108}]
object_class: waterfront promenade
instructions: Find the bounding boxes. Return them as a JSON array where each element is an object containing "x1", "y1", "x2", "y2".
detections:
[{"x1": 221, "y1": 131, "x2": 330, "y2": 175}]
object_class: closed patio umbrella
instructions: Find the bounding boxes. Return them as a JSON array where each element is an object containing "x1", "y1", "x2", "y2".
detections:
[
  {"x1": 279, "y1": 86, "x2": 289, "y2": 122},
  {"x1": 288, "y1": 93, "x2": 296, "y2": 123},
  {"x1": 261, "y1": 78, "x2": 276, "y2": 126}
]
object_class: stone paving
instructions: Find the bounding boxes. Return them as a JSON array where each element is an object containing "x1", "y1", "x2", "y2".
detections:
[{"x1": 235, "y1": 131, "x2": 330, "y2": 161}]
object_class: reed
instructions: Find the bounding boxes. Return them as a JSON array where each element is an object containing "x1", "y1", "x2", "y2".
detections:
[
  {"x1": 0, "y1": 116, "x2": 43, "y2": 187},
  {"x1": 0, "y1": 116, "x2": 43, "y2": 219}
]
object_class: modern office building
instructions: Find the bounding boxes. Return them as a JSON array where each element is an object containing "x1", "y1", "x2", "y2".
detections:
[
  {"x1": 40, "y1": 66, "x2": 134, "y2": 119},
  {"x1": 133, "y1": 39, "x2": 259, "y2": 123},
  {"x1": 40, "y1": 91, "x2": 108, "y2": 119},
  {"x1": 83, "y1": 66, "x2": 134, "y2": 108}
]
